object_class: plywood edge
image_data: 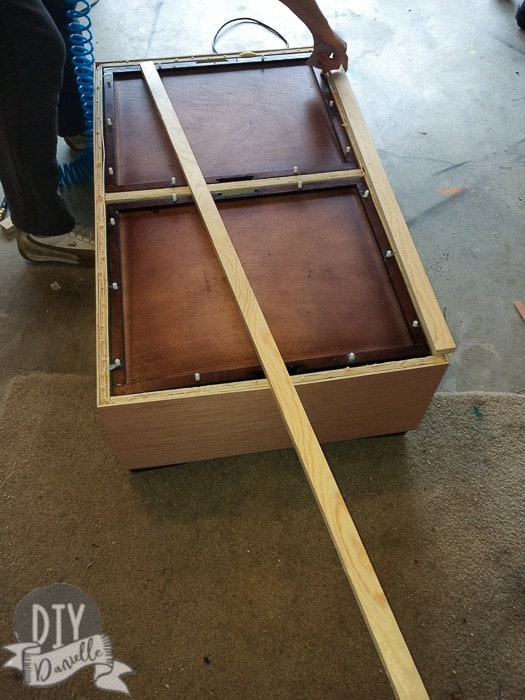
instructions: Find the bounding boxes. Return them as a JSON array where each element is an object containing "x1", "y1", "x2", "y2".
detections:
[
  {"x1": 95, "y1": 47, "x2": 313, "y2": 72},
  {"x1": 94, "y1": 66, "x2": 112, "y2": 408},
  {"x1": 328, "y1": 70, "x2": 455, "y2": 357},
  {"x1": 96, "y1": 355, "x2": 448, "y2": 409}
]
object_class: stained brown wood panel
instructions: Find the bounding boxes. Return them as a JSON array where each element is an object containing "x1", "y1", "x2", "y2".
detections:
[
  {"x1": 108, "y1": 188, "x2": 427, "y2": 395},
  {"x1": 106, "y1": 61, "x2": 355, "y2": 189}
]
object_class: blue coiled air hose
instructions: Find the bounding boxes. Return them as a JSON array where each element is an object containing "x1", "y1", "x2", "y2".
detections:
[{"x1": 58, "y1": 0, "x2": 95, "y2": 187}]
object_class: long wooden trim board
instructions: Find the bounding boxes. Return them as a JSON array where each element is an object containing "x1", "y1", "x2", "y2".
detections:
[{"x1": 139, "y1": 59, "x2": 429, "y2": 700}]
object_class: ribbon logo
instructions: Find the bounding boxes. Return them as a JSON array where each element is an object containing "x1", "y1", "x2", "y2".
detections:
[{"x1": 2, "y1": 583, "x2": 133, "y2": 694}]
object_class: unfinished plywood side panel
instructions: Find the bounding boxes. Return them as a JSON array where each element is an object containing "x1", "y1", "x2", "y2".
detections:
[
  {"x1": 101, "y1": 357, "x2": 447, "y2": 469},
  {"x1": 328, "y1": 70, "x2": 455, "y2": 357}
]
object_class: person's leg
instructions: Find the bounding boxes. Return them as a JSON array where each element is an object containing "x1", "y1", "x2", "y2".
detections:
[
  {"x1": 0, "y1": 0, "x2": 93, "y2": 264},
  {"x1": 0, "y1": 0, "x2": 75, "y2": 237},
  {"x1": 43, "y1": 0, "x2": 85, "y2": 138}
]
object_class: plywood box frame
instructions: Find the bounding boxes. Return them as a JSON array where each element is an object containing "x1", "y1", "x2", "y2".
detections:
[
  {"x1": 94, "y1": 50, "x2": 456, "y2": 698},
  {"x1": 94, "y1": 49, "x2": 455, "y2": 471}
]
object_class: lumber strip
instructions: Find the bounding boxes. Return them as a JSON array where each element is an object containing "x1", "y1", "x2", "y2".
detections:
[
  {"x1": 140, "y1": 59, "x2": 429, "y2": 700},
  {"x1": 328, "y1": 70, "x2": 455, "y2": 357},
  {"x1": 94, "y1": 65, "x2": 112, "y2": 406},
  {"x1": 104, "y1": 169, "x2": 364, "y2": 205},
  {"x1": 102, "y1": 46, "x2": 313, "y2": 71}
]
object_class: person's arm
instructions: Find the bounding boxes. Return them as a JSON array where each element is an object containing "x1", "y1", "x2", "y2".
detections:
[{"x1": 278, "y1": 0, "x2": 348, "y2": 71}]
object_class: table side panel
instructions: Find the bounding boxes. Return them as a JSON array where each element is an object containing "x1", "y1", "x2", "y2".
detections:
[{"x1": 100, "y1": 358, "x2": 448, "y2": 469}]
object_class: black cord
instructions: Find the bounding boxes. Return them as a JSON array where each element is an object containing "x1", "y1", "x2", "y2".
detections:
[{"x1": 212, "y1": 17, "x2": 289, "y2": 54}]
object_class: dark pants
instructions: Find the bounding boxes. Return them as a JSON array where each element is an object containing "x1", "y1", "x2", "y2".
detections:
[{"x1": 0, "y1": 0, "x2": 84, "y2": 236}]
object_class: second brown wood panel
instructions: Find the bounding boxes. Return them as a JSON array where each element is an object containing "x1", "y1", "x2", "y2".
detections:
[{"x1": 108, "y1": 187, "x2": 428, "y2": 396}]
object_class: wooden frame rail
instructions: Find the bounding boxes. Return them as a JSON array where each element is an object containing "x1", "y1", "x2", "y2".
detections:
[
  {"x1": 328, "y1": 71, "x2": 455, "y2": 357},
  {"x1": 104, "y1": 169, "x2": 364, "y2": 205}
]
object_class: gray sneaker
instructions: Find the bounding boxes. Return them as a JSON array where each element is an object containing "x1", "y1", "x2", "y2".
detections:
[{"x1": 16, "y1": 224, "x2": 95, "y2": 266}]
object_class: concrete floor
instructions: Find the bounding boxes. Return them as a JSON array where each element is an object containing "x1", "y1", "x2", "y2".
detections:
[{"x1": 0, "y1": 0, "x2": 524, "y2": 402}]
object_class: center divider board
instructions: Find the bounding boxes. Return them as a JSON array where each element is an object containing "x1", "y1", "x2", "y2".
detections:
[{"x1": 139, "y1": 60, "x2": 430, "y2": 700}]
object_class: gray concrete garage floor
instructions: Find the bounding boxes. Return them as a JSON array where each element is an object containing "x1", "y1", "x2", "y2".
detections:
[{"x1": 0, "y1": 0, "x2": 523, "y2": 402}]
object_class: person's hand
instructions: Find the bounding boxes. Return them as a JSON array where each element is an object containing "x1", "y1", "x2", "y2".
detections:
[{"x1": 311, "y1": 30, "x2": 348, "y2": 72}]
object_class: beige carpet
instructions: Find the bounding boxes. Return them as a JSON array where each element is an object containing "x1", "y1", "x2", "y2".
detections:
[{"x1": 0, "y1": 374, "x2": 523, "y2": 699}]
